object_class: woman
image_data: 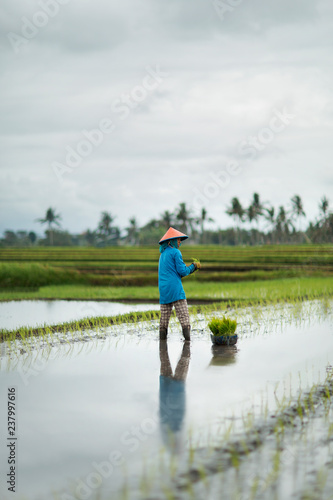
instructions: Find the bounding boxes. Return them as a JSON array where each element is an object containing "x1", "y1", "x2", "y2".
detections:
[{"x1": 158, "y1": 227, "x2": 200, "y2": 341}]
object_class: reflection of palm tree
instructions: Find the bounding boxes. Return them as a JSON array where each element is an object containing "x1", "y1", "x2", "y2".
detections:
[
  {"x1": 36, "y1": 207, "x2": 61, "y2": 246},
  {"x1": 159, "y1": 341, "x2": 191, "y2": 454}
]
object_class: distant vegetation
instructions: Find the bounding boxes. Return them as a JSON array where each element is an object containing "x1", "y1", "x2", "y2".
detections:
[{"x1": 1, "y1": 194, "x2": 332, "y2": 247}]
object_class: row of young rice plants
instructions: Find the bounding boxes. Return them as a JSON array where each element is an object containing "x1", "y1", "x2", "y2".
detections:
[
  {"x1": 0, "y1": 309, "x2": 162, "y2": 344},
  {"x1": 1, "y1": 277, "x2": 332, "y2": 343},
  {"x1": 3, "y1": 297, "x2": 327, "y2": 374}
]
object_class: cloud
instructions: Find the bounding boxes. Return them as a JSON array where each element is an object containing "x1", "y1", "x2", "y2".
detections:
[
  {"x1": 0, "y1": 0, "x2": 135, "y2": 52},
  {"x1": 0, "y1": 0, "x2": 332, "y2": 234},
  {"x1": 150, "y1": 0, "x2": 319, "y2": 39}
]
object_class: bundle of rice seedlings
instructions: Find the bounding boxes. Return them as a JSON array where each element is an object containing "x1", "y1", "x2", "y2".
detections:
[{"x1": 208, "y1": 316, "x2": 237, "y2": 336}]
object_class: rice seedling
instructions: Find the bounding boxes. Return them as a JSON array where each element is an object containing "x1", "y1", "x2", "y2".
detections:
[
  {"x1": 327, "y1": 422, "x2": 333, "y2": 439},
  {"x1": 119, "y1": 481, "x2": 129, "y2": 500},
  {"x1": 208, "y1": 316, "x2": 237, "y2": 337},
  {"x1": 249, "y1": 476, "x2": 260, "y2": 500},
  {"x1": 139, "y1": 468, "x2": 152, "y2": 498},
  {"x1": 323, "y1": 383, "x2": 331, "y2": 400},
  {"x1": 161, "y1": 486, "x2": 177, "y2": 500},
  {"x1": 242, "y1": 412, "x2": 254, "y2": 433},
  {"x1": 196, "y1": 464, "x2": 208, "y2": 487},
  {"x1": 230, "y1": 446, "x2": 240, "y2": 468}
]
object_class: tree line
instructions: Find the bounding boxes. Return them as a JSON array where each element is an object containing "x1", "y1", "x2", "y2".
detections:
[{"x1": 1, "y1": 194, "x2": 332, "y2": 247}]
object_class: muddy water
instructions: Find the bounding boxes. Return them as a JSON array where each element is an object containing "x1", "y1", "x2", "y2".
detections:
[
  {"x1": 0, "y1": 302, "x2": 332, "y2": 500},
  {"x1": 0, "y1": 300, "x2": 160, "y2": 330}
]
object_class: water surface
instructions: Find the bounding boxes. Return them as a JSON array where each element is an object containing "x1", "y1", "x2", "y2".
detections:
[
  {"x1": 0, "y1": 301, "x2": 332, "y2": 500},
  {"x1": 0, "y1": 300, "x2": 160, "y2": 330}
]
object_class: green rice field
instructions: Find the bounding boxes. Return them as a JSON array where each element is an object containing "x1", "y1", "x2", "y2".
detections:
[{"x1": 0, "y1": 245, "x2": 332, "y2": 299}]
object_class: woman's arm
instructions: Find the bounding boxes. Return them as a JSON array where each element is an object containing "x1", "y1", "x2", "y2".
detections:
[{"x1": 174, "y1": 250, "x2": 195, "y2": 277}]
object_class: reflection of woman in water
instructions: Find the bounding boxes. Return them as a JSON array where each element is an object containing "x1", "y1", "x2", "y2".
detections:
[{"x1": 159, "y1": 340, "x2": 191, "y2": 454}]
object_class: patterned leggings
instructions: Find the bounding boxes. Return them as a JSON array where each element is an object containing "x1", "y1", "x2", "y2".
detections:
[{"x1": 160, "y1": 299, "x2": 190, "y2": 330}]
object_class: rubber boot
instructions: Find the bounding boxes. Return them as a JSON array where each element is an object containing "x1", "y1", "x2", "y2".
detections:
[
  {"x1": 159, "y1": 328, "x2": 168, "y2": 340},
  {"x1": 182, "y1": 326, "x2": 191, "y2": 342}
]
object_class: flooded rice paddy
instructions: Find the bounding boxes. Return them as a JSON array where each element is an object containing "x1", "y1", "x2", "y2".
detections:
[
  {"x1": 0, "y1": 300, "x2": 160, "y2": 330},
  {"x1": 0, "y1": 299, "x2": 332, "y2": 500}
]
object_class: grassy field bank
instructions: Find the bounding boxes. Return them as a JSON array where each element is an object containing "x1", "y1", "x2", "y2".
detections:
[{"x1": 0, "y1": 276, "x2": 332, "y2": 302}]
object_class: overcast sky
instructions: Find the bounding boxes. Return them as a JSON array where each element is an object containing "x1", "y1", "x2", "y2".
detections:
[{"x1": 0, "y1": 0, "x2": 332, "y2": 236}]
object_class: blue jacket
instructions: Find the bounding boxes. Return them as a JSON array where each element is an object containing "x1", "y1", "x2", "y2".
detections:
[{"x1": 158, "y1": 246, "x2": 195, "y2": 304}]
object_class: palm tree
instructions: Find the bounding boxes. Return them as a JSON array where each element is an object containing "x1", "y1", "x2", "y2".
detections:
[
  {"x1": 252, "y1": 193, "x2": 266, "y2": 238},
  {"x1": 97, "y1": 212, "x2": 119, "y2": 244},
  {"x1": 246, "y1": 204, "x2": 256, "y2": 225},
  {"x1": 252, "y1": 193, "x2": 264, "y2": 216},
  {"x1": 263, "y1": 207, "x2": 275, "y2": 243},
  {"x1": 290, "y1": 195, "x2": 306, "y2": 236},
  {"x1": 318, "y1": 196, "x2": 330, "y2": 242},
  {"x1": 98, "y1": 212, "x2": 114, "y2": 234},
  {"x1": 196, "y1": 207, "x2": 214, "y2": 244},
  {"x1": 160, "y1": 210, "x2": 174, "y2": 229},
  {"x1": 226, "y1": 197, "x2": 244, "y2": 244},
  {"x1": 28, "y1": 231, "x2": 37, "y2": 245},
  {"x1": 36, "y1": 208, "x2": 61, "y2": 245},
  {"x1": 275, "y1": 206, "x2": 294, "y2": 243},
  {"x1": 126, "y1": 217, "x2": 139, "y2": 245},
  {"x1": 246, "y1": 204, "x2": 256, "y2": 245},
  {"x1": 175, "y1": 203, "x2": 194, "y2": 234},
  {"x1": 84, "y1": 229, "x2": 96, "y2": 246},
  {"x1": 319, "y1": 196, "x2": 329, "y2": 221}
]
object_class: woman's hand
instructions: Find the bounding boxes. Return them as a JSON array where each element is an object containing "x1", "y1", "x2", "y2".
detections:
[{"x1": 192, "y1": 261, "x2": 201, "y2": 271}]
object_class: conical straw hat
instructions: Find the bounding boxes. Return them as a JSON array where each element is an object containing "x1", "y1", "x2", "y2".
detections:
[{"x1": 159, "y1": 227, "x2": 188, "y2": 244}]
